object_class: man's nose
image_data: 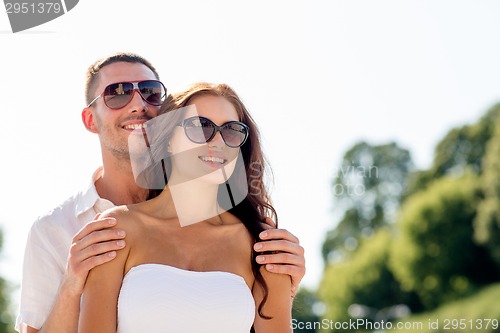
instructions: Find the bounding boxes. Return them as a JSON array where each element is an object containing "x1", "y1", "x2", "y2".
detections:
[{"x1": 127, "y1": 90, "x2": 148, "y2": 112}]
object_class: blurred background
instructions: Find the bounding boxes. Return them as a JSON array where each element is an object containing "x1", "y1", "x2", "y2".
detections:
[{"x1": 1, "y1": 1, "x2": 500, "y2": 332}]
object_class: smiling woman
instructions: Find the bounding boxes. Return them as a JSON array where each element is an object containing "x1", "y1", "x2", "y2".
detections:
[{"x1": 78, "y1": 82, "x2": 293, "y2": 333}]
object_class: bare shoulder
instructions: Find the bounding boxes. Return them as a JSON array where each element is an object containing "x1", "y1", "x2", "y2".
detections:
[
  {"x1": 100, "y1": 205, "x2": 141, "y2": 234},
  {"x1": 99, "y1": 205, "x2": 129, "y2": 220},
  {"x1": 220, "y1": 211, "x2": 254, "y2": 249}
]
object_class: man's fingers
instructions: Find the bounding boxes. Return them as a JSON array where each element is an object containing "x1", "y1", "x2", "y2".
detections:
[
  {"x1": 73, "y1": 227, "x2": 126, "y2": 253},
  {"x1": 69, "y1": 218, "x2": 126, "y2": 270},
  {"x1": 264, "y1": 216, "x2": 276, "y2": 228},
  {"x1": 78, "y1": 251, "x2": 118, "y2": 273},
  {"x1": 259, "y1": 217, "x2": 277, "y2": 231},
  {"x1": 257, "y1": 228, "x2": 300, "y2": 244},
  {"x1": 63, "y1": 217, "x2": 125, "y2": 294},
  {"x1": 259, "y1": 222, "x2": 273, "y2": 231},
  {"x1": 72, "y1": 217, "x2": 117, "y2": 242},
  {"x1": 263, "y1": 263, "x2": 305, "y2": 276},
  {"x1": 256, "y1": 252, "x2": 305, "y2": 266},
  {"x1": 70, "y1": 230, "x2": 126, "y2": 268},
  {"x1": 254, "y1": 239, "x2": 305, "y2": 256},
  {"x1": 253, "y1": 226, "x2": 306, "y2": 294},
  {"x1": 68, "y1": 238, "x2": 124, "y2": 276},
  {"x1": 77, "y1": 239, "x2": 126, "y2": 260}
]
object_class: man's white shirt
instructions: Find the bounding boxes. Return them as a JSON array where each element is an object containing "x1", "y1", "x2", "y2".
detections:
[{"x1": 16, "y1": 167, "x2": 114, "y2": 331}]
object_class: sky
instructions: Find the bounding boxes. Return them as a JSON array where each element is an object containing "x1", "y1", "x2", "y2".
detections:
[{"x1": 1, "y1": 0, "x2": 500, "y2": 312}]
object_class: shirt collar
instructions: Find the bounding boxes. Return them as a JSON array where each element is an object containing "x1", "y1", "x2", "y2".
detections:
[{"x1": 75, "y1": 166, "x2": 114, "y2": 217}]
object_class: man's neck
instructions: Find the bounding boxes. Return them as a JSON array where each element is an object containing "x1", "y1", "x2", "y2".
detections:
[{"x1": 96, "y1": 159, "x2": 149, "y2": 206}]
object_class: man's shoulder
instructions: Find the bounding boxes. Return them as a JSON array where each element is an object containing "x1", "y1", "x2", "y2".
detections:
[{"x1": 31, "y1": 190, "x2": 86, "y2": 233}]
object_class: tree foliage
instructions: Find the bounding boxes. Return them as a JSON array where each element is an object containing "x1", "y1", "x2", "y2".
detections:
[
  {"x1": 0, "y1": 229, "x2": 15, "y2": 333},
  {"x1": 292, "y1": 287, "x2": 321, "y2": 333},
  {"x1": 318, "y1": 103, "x2": 500, "y2": 328},
  {"x1": 319, "y1": 230, "x2": 421, "y2": 332},
  {"x1": 407, "y1": 104, "x2": 500, "y2": 196},
  {"x1": 323, "y1": 142, "x2": 413, "y2": 261},
  {"x1": 474, "y1": 117, "x2": 500, "y2": 271},
  {"x1": 390, "y1": 174, "x2": 498, "y2": 310}
]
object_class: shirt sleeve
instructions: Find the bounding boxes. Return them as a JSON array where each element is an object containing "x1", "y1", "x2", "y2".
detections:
[{"x1": 16, "y1": 216, "x2": 69, "y2": 331}]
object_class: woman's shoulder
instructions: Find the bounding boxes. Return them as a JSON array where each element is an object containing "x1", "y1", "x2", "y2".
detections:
[
  {"x1": 220, "y1": 211, "x2": 250, "y2": 232},
  {"x1": 219, "y1": 212, "x2": 255, "y2": 252},
  {"x1": 220, "y1": 211, "x2": 264, "y2": 239},
  {"x1": 99, "y1": 205, "x2": 142, "y2": 234},
  {"x1": 99, "y1": 205, "x2": 128, "y2": 218}
]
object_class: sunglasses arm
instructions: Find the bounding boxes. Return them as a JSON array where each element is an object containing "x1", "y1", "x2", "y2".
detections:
[{"x1": 87, "y1": 95, "x2": 101, "y2": 108}]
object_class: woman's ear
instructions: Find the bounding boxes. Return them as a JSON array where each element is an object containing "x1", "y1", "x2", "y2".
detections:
[{"x1": 82, "y1": 107, "x2": 99, "y2": 133}]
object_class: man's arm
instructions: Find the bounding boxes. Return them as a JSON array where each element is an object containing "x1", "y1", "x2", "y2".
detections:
[
  {"x1": 19, "y1": 216, "x2": 126, "y2": 333},
  {"x1": 255, "y1": 217, "x2": 306, "y2": 297}
]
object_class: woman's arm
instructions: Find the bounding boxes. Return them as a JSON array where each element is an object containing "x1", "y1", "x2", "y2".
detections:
[
  {"x1": 252, "y1": 267, "x2": 293, "y2": 333},
  {"x1": 78, "y1": 212, "x2": 130, "y2": 333}
]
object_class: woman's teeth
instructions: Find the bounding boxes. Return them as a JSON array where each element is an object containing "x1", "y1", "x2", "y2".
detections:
[{"x1": 199, "y1": 156, "x2": 225, "y2": 164}]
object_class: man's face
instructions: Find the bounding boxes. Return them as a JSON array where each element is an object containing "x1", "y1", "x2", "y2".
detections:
[{"x1": 85, "y1": 62, "x2": 160, "y2": 160}]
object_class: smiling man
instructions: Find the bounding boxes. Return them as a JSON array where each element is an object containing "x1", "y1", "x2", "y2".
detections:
[{"x1": 16, "y1": 53, "x2": 305, "y2": 333}]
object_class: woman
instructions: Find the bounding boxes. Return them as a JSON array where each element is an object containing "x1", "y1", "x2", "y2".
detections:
[{"x1": 78, "y1": 82, "x2": 293, "y2": 332}]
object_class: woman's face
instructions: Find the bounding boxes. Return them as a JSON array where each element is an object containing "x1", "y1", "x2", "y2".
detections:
[{"x1": 168, "y1": 95, "x2": 242, "y2": 185}]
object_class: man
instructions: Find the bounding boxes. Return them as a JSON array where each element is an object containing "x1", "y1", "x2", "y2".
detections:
[{"x1": 17, "y1": 53, "x2": 306, "y2": 333}]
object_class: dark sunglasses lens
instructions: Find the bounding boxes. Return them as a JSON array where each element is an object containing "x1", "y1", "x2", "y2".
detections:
[
  {"x1": 103, "y1": 82, "x2": 134, "y2": 109},
  {"x1": 222, "y1": 123, "x2": 248, "y2": 147},
  {"x1": 138, "y1": 81, "x2": 165, "y2": 106},
  {"x1": 184, "y1": 117, "x2": 215, "y2": 143}
]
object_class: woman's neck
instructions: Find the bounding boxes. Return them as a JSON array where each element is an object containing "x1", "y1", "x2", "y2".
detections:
[{"x1": 154, "y1": 179, "x2": 223, "y2": 227}]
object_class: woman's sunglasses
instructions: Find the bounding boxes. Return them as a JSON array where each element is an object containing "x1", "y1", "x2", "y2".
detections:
[
  {"x1": 177, "y1": 116, "x2": 249, "y2": 148},
  {"x1": 87, "y1": 80, "x2": 167, "y2": 110}
]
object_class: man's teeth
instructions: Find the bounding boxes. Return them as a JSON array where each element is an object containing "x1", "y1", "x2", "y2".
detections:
[
  {"x1": 200, "y1": 156, "x2": 225, "y2": 164},
  {"x1": 124, "y1": 123, "x2": 146, "y2": 130}
]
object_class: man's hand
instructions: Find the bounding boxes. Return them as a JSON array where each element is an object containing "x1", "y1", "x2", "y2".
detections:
[
  {"x1": 255, "y1": 217, "x2": 305, "y2": 297},
  {"x1": 63, "y1": 214, "x2": 126, "y2": 296}
]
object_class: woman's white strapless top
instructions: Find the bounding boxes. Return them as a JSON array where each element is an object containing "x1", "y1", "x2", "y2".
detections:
[{"x1": 117, "y1": 263, "x2": 255, "y2": 333}]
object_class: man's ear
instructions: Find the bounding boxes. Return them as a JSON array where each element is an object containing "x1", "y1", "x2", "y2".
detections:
[{"x1": 82, "y1": 107, "x2": 99, "y2": 133}]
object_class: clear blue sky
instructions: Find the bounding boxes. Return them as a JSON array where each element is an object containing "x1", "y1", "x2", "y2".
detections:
[{"x1": 1, "y1": 1, "x2": 500, "y2": 311}]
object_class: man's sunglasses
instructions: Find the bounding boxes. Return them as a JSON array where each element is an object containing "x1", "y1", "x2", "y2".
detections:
[
  {"x1": 87, "y1": 80, "x2": 167, "y2": 110},
  {"x1": 177, "y1": 116, "x2": 249, "y2": 148}
]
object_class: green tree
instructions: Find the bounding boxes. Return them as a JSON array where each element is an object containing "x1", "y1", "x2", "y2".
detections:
[
  {"x1": 390, "y1": 174, "x2": 498, "y2": 310},
  {"x1": 323, "y1": 142, "x2": 413, "y2": 261},
  {"x1": 318, "y1": 103, "x2": 500, "y2": 332},
  {"x1": 407, "y1": 103, "x2": 500, "y2": 196},
  {"x1": 292, "y1": 287, "x2": 321, "y2": 333},
  {"x1": 0, "y1": 229, "x2": 15, "y2": 333},
  {"x1": 474, "y1": 117, "x2": 500, "y2": 272},
  {"x1": 319, "y1": 230, "x2": 421, "y2": 333}
]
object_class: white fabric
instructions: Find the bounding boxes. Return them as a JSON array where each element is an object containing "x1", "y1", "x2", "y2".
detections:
[
  {"x1": 117, "y1": 264, "x2": 255, "y2": 333},
  {"x1": 16, "y1": 167, "x2": 114, "y2": 331}
]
